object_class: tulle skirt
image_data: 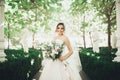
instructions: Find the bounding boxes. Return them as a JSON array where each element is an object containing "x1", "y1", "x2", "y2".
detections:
[{"x1": 39, "y1": 59, "x2": 82, "y2": 80}]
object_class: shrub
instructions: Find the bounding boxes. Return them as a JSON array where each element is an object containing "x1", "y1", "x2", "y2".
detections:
[
  {"x1": 0, "y1": 48, "x2": 42, "y2": 80},
  {"x1": 79, "y1": 47, "x2": 120, "y2": 80}
]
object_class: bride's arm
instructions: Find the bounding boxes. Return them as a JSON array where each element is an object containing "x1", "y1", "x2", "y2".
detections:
[{"x1": 59, "y1": 36, "x2": 73, "y2": 61}]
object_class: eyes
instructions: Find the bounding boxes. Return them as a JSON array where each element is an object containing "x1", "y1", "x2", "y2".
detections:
[
  {"x1": 57, "y1": 25, "x2": 64, "y2": 30},
  {"x1": 57, "y1": 27, "x2": 64, "y2": 30}
]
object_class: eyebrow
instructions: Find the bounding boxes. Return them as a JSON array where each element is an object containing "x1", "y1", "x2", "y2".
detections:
[{"x1": 57, "y1": 27, "x2": 64, "y2": 29}]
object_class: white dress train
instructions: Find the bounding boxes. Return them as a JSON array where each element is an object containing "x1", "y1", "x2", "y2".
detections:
[
  {"x1": 40, "y1": 59, "x2": 77, "y2": 80},
  {"x1": 39, "y1": 40, "x2": 82, "y2": 80},
  {"x1": 62, "y1": 45, "x2": 82, "y2": 80},
  {"x1": 66, "y1": 51, "x2": 82, "y2": 80}
]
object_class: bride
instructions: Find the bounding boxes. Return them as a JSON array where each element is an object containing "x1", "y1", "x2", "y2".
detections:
[{"x1": 39, "y1": 23, "x2": 82, "y2": 80}]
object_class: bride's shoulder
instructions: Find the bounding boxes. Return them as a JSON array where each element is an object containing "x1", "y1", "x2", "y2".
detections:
[{"x1": 63, "y1": 35, "x2": 69, "y2": 40}]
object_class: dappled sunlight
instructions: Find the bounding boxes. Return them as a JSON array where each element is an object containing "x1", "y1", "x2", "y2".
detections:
[{"x1": 3, "y1": 0, "x2": 111, "y2": 50}]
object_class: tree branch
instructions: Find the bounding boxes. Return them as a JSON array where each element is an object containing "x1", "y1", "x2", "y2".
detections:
[
  {"x1": 109, "y1": 1, "x2": 115, "y2": 16},
  {"x1": 110, "y1": 16, "x2": 116, "y2": 22},
  {"x1": 31, "y1": 2, "x2": 45, "y2": 14},
  {"x1": 102, "y1": 0, "x2": 109, "y2": 16}
]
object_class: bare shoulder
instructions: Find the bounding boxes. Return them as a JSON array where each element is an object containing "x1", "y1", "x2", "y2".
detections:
[{"x1": 62, "y1": 35, "x2": 70, "y2": 42}]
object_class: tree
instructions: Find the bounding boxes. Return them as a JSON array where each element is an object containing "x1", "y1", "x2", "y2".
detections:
[
  {"x1": 4, "y1": 0, "x2": 62, "y2": 48},
  {"x1": 91, "y1": 0, "x2": 116, "y2": 49},
  {"x1": 70, "y1": 1, "x2": 94, "y2": 48},
  {"x1": 70, "y1": 0, "x2": 116, "y2": 49}
]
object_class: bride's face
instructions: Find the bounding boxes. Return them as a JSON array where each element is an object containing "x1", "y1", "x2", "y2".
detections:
[{"x1": 56, "y1": 25, "x2": 64, "y2": 35}]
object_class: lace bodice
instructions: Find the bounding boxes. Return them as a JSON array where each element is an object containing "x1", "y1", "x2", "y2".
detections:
[
  {"x1": 53, "y1": 39, "x2": 66, "y2": 53},
  {"x1": 52, "y1": 39, "x2": 69, "y2": 57},
  {"x1": 53, "y1": 39, "x2": 64, "y2": 45}
]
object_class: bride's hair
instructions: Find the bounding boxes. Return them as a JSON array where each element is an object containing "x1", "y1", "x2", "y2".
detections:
[{"x1": 55, "y1": 23, "x2": 65, "y2": 32}]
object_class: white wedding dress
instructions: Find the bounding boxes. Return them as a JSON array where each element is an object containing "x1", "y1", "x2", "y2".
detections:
[{"x1": 39, "y1": 39, "x2": 82, "y2": 80}]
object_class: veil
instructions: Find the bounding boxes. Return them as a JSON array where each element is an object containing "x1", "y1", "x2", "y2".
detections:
[
  {"x1": 63, "y1": 37, "x2": 82, "y2": 72},
  {"x1": 68, "y1": 45, "x2": 82, "y2": 71},
  {"x1": 62, "y1": 38, "x2": 82, "y2": 80}
]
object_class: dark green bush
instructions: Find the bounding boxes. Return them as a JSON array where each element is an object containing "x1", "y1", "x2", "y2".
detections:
[
  {"x1": 79, "y1": 47, "x2": 120, "y2": 80},
  {"x1": 0, "y1": 48, "x2": 42, "y2": 80}
]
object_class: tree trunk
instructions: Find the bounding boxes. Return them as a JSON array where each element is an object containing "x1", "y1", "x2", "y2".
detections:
[
  {"x1": 83, "y1": 30, "x2": 86, "y2": 48},
  {"x1": 89, "y1": 32, "x2": 93, "y2": 47},
  {"x1": 7, "y1": 22, "x2": 10, "y2": 49},
  {"x1": 32, "y1": 33, "x2": 35, "y2": 48},
  {"x1": 82, "y1": 15, "x2": 86, "y2": 48},
  {"x1": 107, "y1": 15, "x2": 112, "y2": 50}
]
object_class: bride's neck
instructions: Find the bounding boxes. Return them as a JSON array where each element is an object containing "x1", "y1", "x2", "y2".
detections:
[{"x1": 58, "y1": 34, "x2": 63, "y2": 37}]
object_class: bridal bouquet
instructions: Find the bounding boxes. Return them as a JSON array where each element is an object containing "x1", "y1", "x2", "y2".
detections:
[{"x1": 40, "y1": 40, "x2": 64, "y2": 61}]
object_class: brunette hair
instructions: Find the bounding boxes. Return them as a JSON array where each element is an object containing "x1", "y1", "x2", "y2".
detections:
[{"x1": 55, "y1": 23, "x2": 65, "y2": 32}]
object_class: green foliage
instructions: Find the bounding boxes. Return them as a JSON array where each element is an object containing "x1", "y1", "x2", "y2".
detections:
[
  {"x1": 91, "y1": 0, "x2": 116, "y2": 31},
  {"x1": 4, "y1": 0, "x2": 62, "y2": 41},
  {"x1": 70, "y1": 0, "x2": 116, "y2": 32},
  {"x1": 80, "y1": 47, "x2": 117, "y2": 62},
  {"x1": 0, "y1": 48, "x2": 42, "y2": 80},
  {"x1": 79, "y1": 47, "x2": 120, "y2": 80},
  {"x1": 70, "y1": 0, "x2": 92, "y2": 15},
  {"x1": 70, "y1": 0, "x2": 116, "y2": 49}
]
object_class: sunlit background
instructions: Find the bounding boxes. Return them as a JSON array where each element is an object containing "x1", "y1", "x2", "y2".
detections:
[{"x1": 4, "y1": 0, "x2": 112, "y2": 49}]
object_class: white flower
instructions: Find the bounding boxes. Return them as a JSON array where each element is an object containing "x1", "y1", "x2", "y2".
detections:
[
  {"x1": 50, "y1": 52, "x2": 55, "y2": 56},
  {"x1": 52, "y1": 49, "x2": 58, "y2": 54},
  {"x1": 41, "y1": 40, "x2": 64, "y2": 61}
]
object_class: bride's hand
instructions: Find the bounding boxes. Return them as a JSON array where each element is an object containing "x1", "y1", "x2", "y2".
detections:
[{"x1": 58, "y1": 56, "x2": 64, "y2": 62}]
